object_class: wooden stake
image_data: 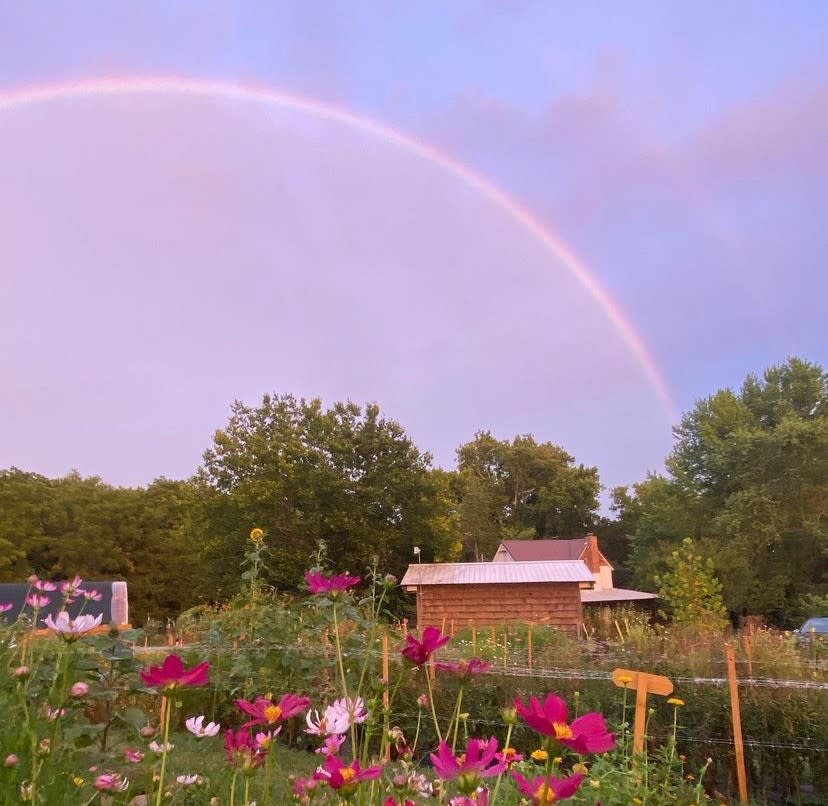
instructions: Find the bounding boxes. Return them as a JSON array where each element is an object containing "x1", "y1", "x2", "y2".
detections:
[
  {"x1": 441, "y1": 616, "x2": 446, "y2": 634},
  {"x1": 725, "y1": 644, "x2": 749, "y2": 804},
  {"x1": 612, "y1": 668, "x2": 673, "y2": 756},
  {"x1": 614, "y1": 619, "x2": 625, "y2": 643}
]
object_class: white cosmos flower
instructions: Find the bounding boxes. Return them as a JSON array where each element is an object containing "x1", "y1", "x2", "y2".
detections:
[
  {"x1": 148, "y1": 741, "x2": 174, "y2": 754},
  {"x1": 176, "y1": 774, "x2": 201, "y2": 786},
  {"x1": 305, "y1": 704, "x2": 351, "y2": 736},
  {"x1": 185, "y1": 715, "x2": 221, "y2": 738},
  {"x1": 43, "y1": 611, "x2": 103, "y2": 640}
]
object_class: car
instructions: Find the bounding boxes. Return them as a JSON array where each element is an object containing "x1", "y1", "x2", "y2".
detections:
[{"x1": 794, "y1": 617, "x2": 828, "y2": 644}]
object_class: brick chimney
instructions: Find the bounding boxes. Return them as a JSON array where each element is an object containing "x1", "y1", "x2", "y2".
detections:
[{"x1": 581, "y1": 534, "x2": 602, "y2": 574}]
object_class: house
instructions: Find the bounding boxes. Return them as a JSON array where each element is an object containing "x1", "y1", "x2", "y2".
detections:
[
  {"x1": 401, "y1": 560, "x2": 594, "y2": 633},
  {"x1": 493, "y1": 534, "x2": 657, "y2": 607}
]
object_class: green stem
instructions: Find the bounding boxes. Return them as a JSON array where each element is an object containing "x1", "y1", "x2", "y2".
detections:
[
  {"x1": 229, "y1": 769, "x2": 238, "y2": 806},
  {"x1": 331, "y1": 603, "x2": 349, "y2": 699},
  {"x1": 539, "y1": 738, "x2": 557, "y2": 805},
  {"x1": 244, "y1": 776, "x2": 251, "y2": 806},
  {"x1": 450, "y1": 686, "x2": 465, "y2": 753},
  {"x1": 153, "y1": 696, "x2": 172, "y2": 806},
  {"x1": 263, "y1": 743, "x2": 277, "y2": 804},
  {"x1": 425, "y1": 667, "x2": 442, "y2": 743},
  {"x1": 491, "y1": 722, "x2": 514, "y2": 805}
]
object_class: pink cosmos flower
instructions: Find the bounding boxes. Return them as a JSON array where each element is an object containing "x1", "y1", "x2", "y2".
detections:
[
  {"x1": 28, "y1": 576, "x2": 57, "y2": 592},
  {"x1": 401, "y1": 626, "x2": 451, "y2": 665},
  {"x1": 449, "y1": 790, "x2": 490, "y2": 806},
  {"x1": 44, "y1": 706, "x2": 66, "y2": 721},
  {"x1": 511, "y1": 771, "x2": 583, "y2": 804},
  {"x1": 0, "y1": 602, "x2": 13, "y2": 613},
  {"x1": 236, "y1": 693, "x2": 311, "y2": 728},
  {"x1": 44, "y1": 611, "x2": 103, "y2": 641},
  {"x1": 60, "y1": 576, "x2": 85, "y2": 601},
  {"x1": 514, "y1": 694, "x2": 615, "y2": 754},
  {"x1": 304, "y1": 570, "x2": 361, "y2": 596},
  {"x1": 306, "y1": 704, "x2": 351, "y2": 737},
  {"x1": 26, "y1": 594, "x2": 51, "y2": 609},
  {"x1": 435, "y1": 657, "x2": 491, "y2": 679},
  {"x1": 496, "y1": 747, "x2": 524, "y2": 768},
  {"x1": 124, "y1": 749, "x2": 144, "y2": 763},
  {"x1": 185, "y1": 715, "x2": 221, "y2": 738},
  {"x1": 254, "y1": 729, "x2": 280, "y2": 751},
  {"x1": 224, "y1": 728, "x2": 265, "y2": 772},
  {"x1": 83, "y1": 589, "x2": 103, "y2": 602},
  {"x1": 313, "y1": 755, "x2": 382, "y2": 792},
  {"x1": 94, "y1": 773, "x2": 129, "y2": 792},
  {"x1": 330, "y1": 696, "x2": 368, "y2": 724},
  {"x1": 4, "y1": 754, "x2": 18, "y2": 767},
  {"x1": 430, "y1": 738, "x2": 505, "y2": 791},
  {"x1": 315, "y1": 734, "x2": 347, "y2": 756},
  {"x1": 140, "y1": 654, "x2": 209, "y2": 692},
  {"x1": 70, "y1": 681, "x2": 89, "y2": 698}
]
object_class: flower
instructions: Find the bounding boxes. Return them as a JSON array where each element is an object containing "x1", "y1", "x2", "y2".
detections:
[
  {"x1": 4, "y1": 755, "x2": 18, "y2": 767},
  {"x1": 25, "y1": 594, "x2": 51, "y2": 609},
  {"x1": 306, "y1": 704, "x2": 351, "y2": 736},
  {"x1": 148, "y1": 741, "x2": 174, "y2": 754},
  {"x1": 176, "y1": 774, "x2": 201, "y2": 786},
  {"x1": 43, "y1": 611, "x2": 103, "y2": 641},
  {"x1": 497, "y1": 747, "x2": 524, "y2": 768},
  {"x1": 401, "y1": 626, "x2": 451, "y2": 665},
  {"x1": 0, "y1": 602, "x2": 12, "y2": 613},
  {"x1": 515, "y1": 694, "x2": 615, "y2": 754},
  {"x1": 236, "y1": 693, "x2": 310, "y2": 728},
  {"x1": 94, "y1": 773, "x2": 129, "y2": 792},
  {"x1": 140, "y1": 654, "x2": 209, "y2": 692},
  {"x1": 186, "y1": 715, "x2": 221, "y2": 738},
  {"x1": 254, "y1": 729, "x2": 280, "y2": 751},
  {"x1": 83, "y1": 589, "x2": 103, "y2": 602},
  {"x1": 668, "y1": 697, "x2": 685, "y2": 707},
  {"x1": 449, "y1": 790, "x2": 490, "y2": 806},
  {"x1": 60, "y1": 576, "x2": 85, "y2": 600},
  {"x1": 417, "y1": 694, "x2": 429, "y2": 708},
  {"x1": 315, "y1": 734, "x2": 347, "y2": 756},
  {"x1": 511, "y1": 772, "x2": 583, "y2": 805},
  {"x1": 224, "y1": 728, "x2": 265, "y2": 772},
  {"x1": 70, "y1": 681, "x2": 89, "y2": 698},
  {"x1": 124, "y1": 749, "x2": 144, "y2": 763},
  {"x1": 44, "y1": 706, "x2": 66, "y2": 721},
  {"x1": 330, "y1": 696, "x2": 368, "y2": 724},
  {"x1": 313, "y1": 755, "x2": 382, "y2": 793},
  {"x1": 430, "y1": 738, "x2": 505, "y2": 793},
  {"x1": 618, "y1": 675, "x2": 633, "y2": 686},
  {"x1": 249, "y1": 527, "x2": 265, "y2": 544},
  {"x1": 14, "y1": 666, "x2": 30, "y2": 679},
  {"x1": 304, "y1": 570, "x2": 361, "y2": 596},
  {"x1": 29, "y1": 576, "x2": 57, "y2": 592},
  {"x1": 435, "y1": 657, "x2": 491, "y2": 679}
]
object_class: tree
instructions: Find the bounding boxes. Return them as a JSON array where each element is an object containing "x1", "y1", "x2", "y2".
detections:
[
  {"x1": 655, "y1": 537, "x2": 727, "y2": 630},
  {"x1": 193, "y1": 395, "x2": 455, "y2": 595},
  {"x1": 454, "y1": 431, "x2": 600, "y2": 558},
  {"x1": 622, "y1": 358, "x2": 827, "y2": 624}
]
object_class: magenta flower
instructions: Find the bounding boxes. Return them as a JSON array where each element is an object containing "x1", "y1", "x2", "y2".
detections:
[
  {"x1": 236, "y1": 693, "x2": 310, "y2": 728},
  {"x1": 435, "y1": 657, "x2": 491, "y2": 679},
  {"x1": 511, "y1": 771, "x2": 583, "y2": 804},
  {"x1": 316, "y1": 734, "x2": 347, "y2": 756},
  {"x1": 224, "y1": 728, "x2": 265, "y2": 772},
  {"x1": 26, "y1": 594, "x2": 51, "y2": 608},
  {"x1": 0, "y1": 602, "x2": 12, "y2": 613},
  {"x1": 304, "y1": 570, "x2": 361, "y2": 596},
  {"x1": 313, "y1": 755, "x2": 382, "y2": 792},
  {"x1": 124, "y1": 748, "x2": 144, "y2": 764},
  {"x1": 448, "y1": 790, "x2": 490, "y2": 806},
  {"x1": 70, "y1": 681, "x2": 89, "y2": 698},
  {"x1": 28, "y1": 576, "x2": 57, "y2": 592},
  {"x1": 514, "y1": 694, "x2": 615, "y2": 754},
  {"x1": 94, "y1": 773, "x2": 129, "y2": 792},
  {"x1": 401, "y1": 626, "x2": 451, "y2": 665},
  {"x1": 140, "y1": 654, "x2": 209, "y2": 692},
  {"x1": 496, "y1": 747, "x2": 524, "y2": 768},
  {"x1": 431, "y1": 738, "x2": 505, "y2": 793}
]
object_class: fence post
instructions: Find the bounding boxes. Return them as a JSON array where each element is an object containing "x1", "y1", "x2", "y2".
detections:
[{"x1": 725, "y1": 644, "x2": 749, "y2": 804}]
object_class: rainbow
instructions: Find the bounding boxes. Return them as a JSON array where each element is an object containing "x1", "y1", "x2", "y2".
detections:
[{"x1": 0, "y1": 75, "x2": 674, "y2": 414}]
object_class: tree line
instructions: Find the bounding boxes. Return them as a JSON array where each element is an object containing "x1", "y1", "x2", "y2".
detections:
[{"x1": 1, "y1": 358, "x2": 825, "y2": 627}]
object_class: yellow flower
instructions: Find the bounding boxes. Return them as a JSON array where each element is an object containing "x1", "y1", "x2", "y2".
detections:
[
  {"x1": 73, "y1": 777, "x2": 84, "y2": 787},
  {"x1": 573, "y1": 762, "x2": 588, "y2": 776},
  {"x1": 531, "y1": 748, "x2": 548, "y2": 762},
  {"x1": 249, "y1": 527, "x2": 265, "y2": 544},
  {"x1": 668, "y1": 697, "x2": 685, "y2": 707},
  {"x1": 619, "y1": 674, "x2": 633, "y2": 685}
]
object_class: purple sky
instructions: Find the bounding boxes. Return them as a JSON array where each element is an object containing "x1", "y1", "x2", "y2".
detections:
[{"x1": 0, "y1": 3, "x2": 826, "y2": 496}]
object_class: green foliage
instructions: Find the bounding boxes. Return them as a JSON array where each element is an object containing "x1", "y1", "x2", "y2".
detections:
[
  {"x1": 655, "y1": 538, "x2": 727, "y2": 630},
  {"x1": 454, "y1": 431, "x2": 601, "y2": 560}
]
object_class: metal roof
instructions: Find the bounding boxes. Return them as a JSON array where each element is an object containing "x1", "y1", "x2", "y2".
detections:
[
  {"x1": 580, "y1": 588, "x2": 657, "y2": 603},
  {"x1": 401, "y1": 560, "x2": 594, "y2": 587}
]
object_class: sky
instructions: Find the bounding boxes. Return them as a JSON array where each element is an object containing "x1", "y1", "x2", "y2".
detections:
[{"x1": 0, "y1": 2, "x2": 826, "y2": 496}]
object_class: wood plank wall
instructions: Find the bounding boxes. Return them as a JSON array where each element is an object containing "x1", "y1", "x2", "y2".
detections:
[{"x1": 415, "y1": 582, "x2": 583, "y2": 633}]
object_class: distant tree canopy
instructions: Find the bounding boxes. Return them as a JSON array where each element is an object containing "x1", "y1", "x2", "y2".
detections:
[
  {"x1": 1, "y1": 357, "x2": 824, "y2": 626},
  {"x1": 622, "y1": 358, "x2": 827, "y2": 625}
]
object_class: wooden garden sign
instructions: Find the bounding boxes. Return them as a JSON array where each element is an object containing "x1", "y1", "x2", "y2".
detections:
[{"x1": 612, "y1": 668, "x2": 673, "y2": 754}]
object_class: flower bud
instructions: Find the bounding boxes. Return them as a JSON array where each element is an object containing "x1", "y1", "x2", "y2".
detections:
[
  {"x1": 4, "y1": 754, "x2": 17, "y2": 767},
  {"x1": 417, "y1": 694, "x2": 429, "y2": 708},
  {"x1": 501, "y1": 706, "x2": 518, "y2": 725},
  {"x1": 70, "y1": 681, "x2": 89, "y2": 698},
  {"x1": 14, "y1": 666, "x2": 30, "y2": 679},
  {"x1": 140, "y1": 725, "x2": 156, "y2": 738}
]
